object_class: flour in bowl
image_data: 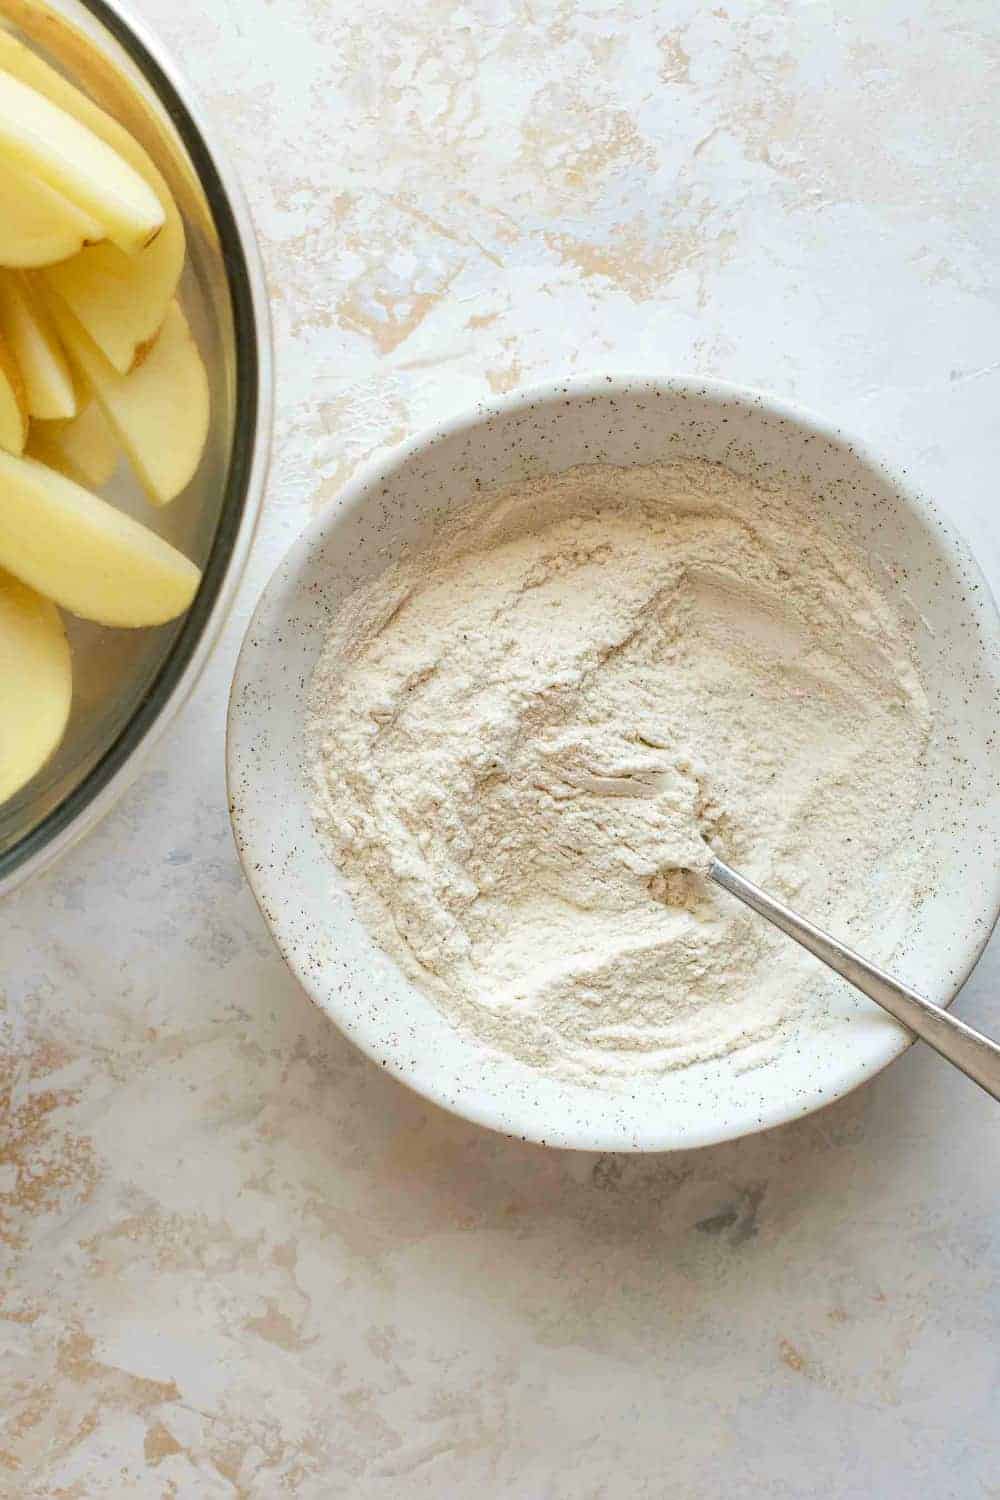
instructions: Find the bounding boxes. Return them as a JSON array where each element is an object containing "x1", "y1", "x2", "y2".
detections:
[{"x1": 309, "y1": 459, "x2": 931, "y2": 1084}]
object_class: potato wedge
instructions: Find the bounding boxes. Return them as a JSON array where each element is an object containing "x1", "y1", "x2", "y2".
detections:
[
  {"x1": 0, "y1": 31, "x2": 186, "y2": 373},
  {"x1": 0, "y1": 152, "x2": 103, "y2": 267},
  {"x1": 0, "y1": 68, "x2": 164, "y2": 255},
  {"x1": 0, "y1": 269, "x2": 75, "y2": 419},
  {"x1": 0, "y1": 566, "x2": 72, "y2": 802},
  {"x1": 46, "y1": 295, "x2": 208, "y2": 506},
  {"x1": 44, "y1": 233, "x2": 184, "y2": 376},
  {"x1": 0, "y1": 1, "x2": 210, "y2": 233},
  {"x1": 0, "y1": 328, "x2": 27, "y2": 453},
  {"x1": 27, "y1": 398, "x2": 117, "y2": 489},
  {"x1": 0, "y1": 448, "x2": 201, "y2": 626}
]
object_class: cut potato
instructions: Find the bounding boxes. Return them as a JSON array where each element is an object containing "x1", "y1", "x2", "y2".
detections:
[
  {"x1": 0, "y1": 448, "x2": 201, "y2": 626},
  {"x1": 0, "y1": 68, "x2": 164, "y2": 255},
  {"x1": 44, "y1": 223, "x2": 185, "y2": 376},
  {"x1": 0, "y1": 153, "x2": 103, "y2": 267},
  {"x1": 0, "y1": 31, "x2": 186, "y2": 372},
  {"x1": 27, "y1": 398, "x2": 118, "y2": 489},
  {"x1": 0, "y1": 1, "x2": 211, "y2": 234},
  {"x1": 0, "y1": 328, "x2": 27, "y2": 453},
  {"x1": 0, "y1": 567, "x2": 72, "y2": 802},
  {"x1": 0, "y1": 269, "x2": 75, "y2": 419},
  {"x1": 46, "y1": 295, "x2": 208, "y2": 505}
]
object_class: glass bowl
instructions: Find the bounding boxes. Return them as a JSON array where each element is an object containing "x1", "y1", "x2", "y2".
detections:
[{"x1": 0, "y1": 0, "x2": 272, "y2": 893}]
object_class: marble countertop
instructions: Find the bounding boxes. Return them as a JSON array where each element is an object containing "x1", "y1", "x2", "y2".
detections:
[{"x1": 4, "y1": 0, "x2": 1000, "y2": 1493}]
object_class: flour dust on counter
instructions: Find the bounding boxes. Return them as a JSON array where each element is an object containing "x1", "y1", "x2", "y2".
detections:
[{"x1": 309, "y1": 459, "x2": 933, "y2": 1085}]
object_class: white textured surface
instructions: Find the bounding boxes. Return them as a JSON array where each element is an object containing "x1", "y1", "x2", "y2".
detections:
[{"x1": 3, "y1": 0, "x2": 1000, "y2": 1493}]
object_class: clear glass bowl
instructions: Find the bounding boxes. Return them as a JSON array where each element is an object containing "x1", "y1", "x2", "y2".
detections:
[{"x1": 0, "y1": 0, "x2": 272, "y2": 892}]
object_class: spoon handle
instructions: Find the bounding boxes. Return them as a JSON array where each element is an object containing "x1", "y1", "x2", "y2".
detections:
[{"x1": 708, "y1": 856, "x2": 1000, "y2": 1103}]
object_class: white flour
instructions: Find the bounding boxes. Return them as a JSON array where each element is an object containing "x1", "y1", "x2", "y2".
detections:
[{"x1": 309, "y1": 460, "x2": 932, "y2": 1084}]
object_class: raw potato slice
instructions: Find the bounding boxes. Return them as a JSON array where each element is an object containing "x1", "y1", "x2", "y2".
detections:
[
  {"x1": 45, "y1": 235, "x2": 180, "y2": 374},
  {"x1": 0, "y1": 567, "x2": 71, "y2": 803},
  {"x1": 0, "y1": 31, "x2": 186, "y2": 373},
  {"x1": 0, "y1": 153, "x2": 103, "y2": 267},
  {"x1": 0, "y1": 1, "x2": 210, "y2": 232},
  {"x1": 0, "y1": 329, "x2": 27, "y2": 453},
  {"x1": 0, "y1": 448, "x2": 201, "y2": 626},
  {"x1": 0, "y1": 69, "x2": 164, "y2": 255},
  {"x1": 0, "y1": 269, "x2": 75, "y2": 418},
  {"x1": 27, "y1": 399, "x2": 117, "y2": 488},
  {"x1": 47, "y1": 296, "x2": 208, "y2": 505}
]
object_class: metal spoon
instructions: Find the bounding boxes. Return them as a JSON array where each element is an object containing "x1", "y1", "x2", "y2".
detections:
[{"x1": 708, "y1": 855, "x2": 1000, "y2": 1102}]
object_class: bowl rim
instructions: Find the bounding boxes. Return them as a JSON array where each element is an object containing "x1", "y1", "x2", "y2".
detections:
[
  {"x1": 0, "y1": 0, "x2": 274, "y2": 895},
  {"x1": 228, "y1": 372, "x2": 1000, "y2": 1150}
]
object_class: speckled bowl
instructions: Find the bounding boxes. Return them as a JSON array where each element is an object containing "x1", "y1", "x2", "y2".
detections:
[{"x1": 227, "y1": 376, "x2": 1000, "y2": 1151}]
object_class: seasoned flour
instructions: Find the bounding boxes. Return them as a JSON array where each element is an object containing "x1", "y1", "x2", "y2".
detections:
[{"x1": 309, "y1": 460, "x2": 932, "y2": 1084}]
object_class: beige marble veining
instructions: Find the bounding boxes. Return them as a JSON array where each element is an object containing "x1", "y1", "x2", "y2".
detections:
[{"x1": 3, "y1": 0, "x2": 1000, "y2": 1494}]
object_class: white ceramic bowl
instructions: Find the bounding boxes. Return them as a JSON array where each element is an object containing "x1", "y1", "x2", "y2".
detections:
[{"x1": 227, "y1": 376, "x2": 1000, "y2": 1150}]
